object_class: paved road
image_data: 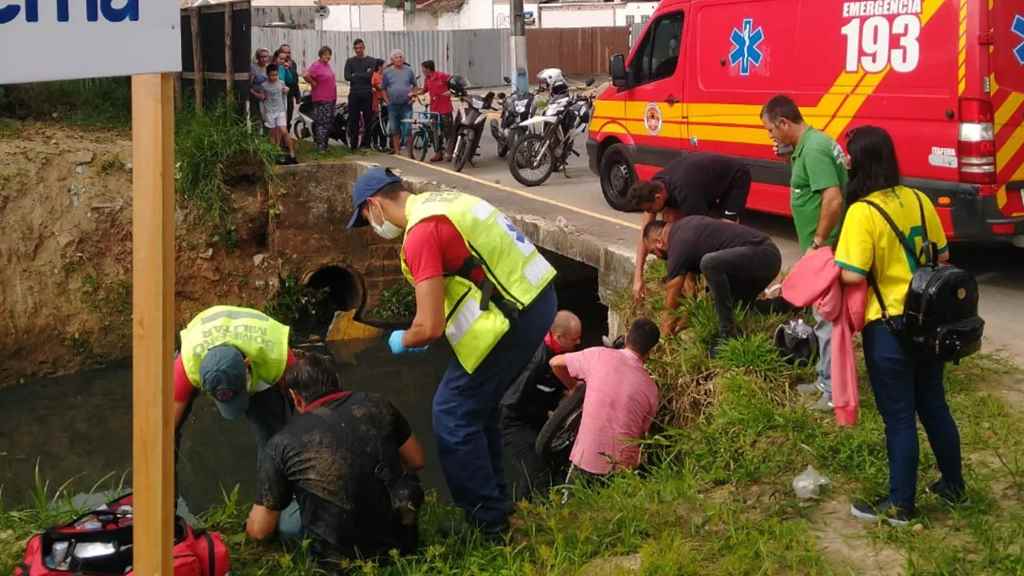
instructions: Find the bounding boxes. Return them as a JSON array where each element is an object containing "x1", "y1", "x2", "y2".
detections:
[{"x1": 369, "y1": 128, "x2": 1024, "y2": 362}]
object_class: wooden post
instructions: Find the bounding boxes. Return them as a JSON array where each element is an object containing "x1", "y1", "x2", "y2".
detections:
[
  {"x1": 190, "y1": 7, "x2": 204, "y2": 110},
  {"x1": 224, "y1": 4, "x2": 234, "y2": 103},
  {"x1": 173, "y1": 72, "x2": 183, "y2": 111},
  {"x1": 131, "y1": 73, "x2": 176, "y2": 576}
]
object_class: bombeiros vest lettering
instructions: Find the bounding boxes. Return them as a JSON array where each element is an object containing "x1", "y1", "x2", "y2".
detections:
[
  {"x1": 400, "y1": 191, "x2": 556, "y2": 374},
  {"x1": 179, "y1": 306, "x2": 291, "y2": 392}
]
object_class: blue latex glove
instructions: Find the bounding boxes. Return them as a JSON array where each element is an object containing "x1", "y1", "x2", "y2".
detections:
[{"x1": 388, "y1": 330, "x2": 428, "y2": 355}]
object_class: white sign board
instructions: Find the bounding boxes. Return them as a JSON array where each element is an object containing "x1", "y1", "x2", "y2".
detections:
[{"x1": 0, "y1": 0, "x2": 182, "y2": 84}]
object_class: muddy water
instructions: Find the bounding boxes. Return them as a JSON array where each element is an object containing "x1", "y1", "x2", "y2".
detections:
[
  {"x1": 0, "y1": 254, "x2": 607, "y2": 512},
  {"x1": 0, "y1": 343, "x2": 450, "y2": 511}
]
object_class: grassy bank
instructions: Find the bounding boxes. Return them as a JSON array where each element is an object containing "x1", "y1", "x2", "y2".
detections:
[{"x1": 3, "y1": 272, "x2": 1022, "y2": 575}]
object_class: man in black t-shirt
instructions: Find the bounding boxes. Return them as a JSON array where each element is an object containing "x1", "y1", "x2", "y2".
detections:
[
  {"x1": 344, "y1": 39, "x2": 377, "y2": 149},
  {"x1": 643, "y1": 216, "x2": 780, "y2": 354},
  {"x1": 627, "y1": 154, "x2": 752, "y2": 302},
  {"x1": 500, "y1": 310, "x2": 582, "y2": 501},
  {"x1": 245, "y1": 351, "x2": 425, "y2": 562}
]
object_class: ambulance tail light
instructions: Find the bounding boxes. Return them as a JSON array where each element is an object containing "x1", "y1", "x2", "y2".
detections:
[{"x1": 957, "y1": 99, "x2": 996, "y2": 186}]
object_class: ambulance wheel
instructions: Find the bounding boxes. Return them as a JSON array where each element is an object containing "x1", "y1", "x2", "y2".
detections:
[
  {"x1": 600, "y1": 143, "x2": 637, "y2": 211},
  {"x1": 535, "y1": 384, "x2": 586, "y2": 457}
]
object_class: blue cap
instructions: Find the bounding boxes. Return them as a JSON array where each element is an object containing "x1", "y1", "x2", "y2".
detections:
[
  {"x1": 347, "y1": 167, "x2": 402, "y2": 228},
  {"x1": 199, "y1": 345, "x2": 249, "y2": 420}
]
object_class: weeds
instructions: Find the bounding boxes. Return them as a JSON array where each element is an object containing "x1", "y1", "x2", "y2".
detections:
[
  {"x1": 367, "y1": 282, "x2": 416, "y2": 321},
  {"x1": 2, "y1": 274, "x2": 1022, "y2": 575},
  {"x1": 0, "y1": 78, "x2": 132, "y2": 129},
  {"x1": 176, "y1": 102, "x2": 278, "y2": 239}
]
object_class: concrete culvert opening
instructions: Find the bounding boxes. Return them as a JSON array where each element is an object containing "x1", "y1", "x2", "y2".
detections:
[{"x1": 289, "y1": 266, "x2": 364, "y2": 337}]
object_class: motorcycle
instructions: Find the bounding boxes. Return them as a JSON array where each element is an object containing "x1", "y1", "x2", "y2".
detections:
[
  {"x1": 450, "y1": 89, "x2": 496, "y2": 172},
  {"x1": 507, "y1": 79, "x2": 595, "y2": 187},
  {"x1": 291, "y1": 93, "x2": 349, "y2": 147},
  {"x1": 490, "y1": 75, "x2": 538, "y2": 159}
]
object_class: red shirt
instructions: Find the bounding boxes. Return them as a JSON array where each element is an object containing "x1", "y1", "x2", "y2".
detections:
[
  {"x1": 424, "y1": 71, "x2": 453, "y2": 115},
  {"x1": 404, "y1": 216, "x2": 484, "y2": 284},
  {"x1": 173, "y1": 349, "x2": 298, "y2": 403}
]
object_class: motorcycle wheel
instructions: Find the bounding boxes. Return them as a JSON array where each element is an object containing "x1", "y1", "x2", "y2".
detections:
[
  {"x1": 534, "y1": 384, "x2": 586, "y2": 457},
  {"x1": 508, "y1": 134, "x2": 554, "y2": 187},
  {"x1": 410, "y1": 130, "x2": 429, "y2": 161},
  {"x1": 453, "y1": 129, "x2": 473, "y2": 172},
  {"x1": 497, "y1": 142, "x2": 509, "y2": 158},
  {"x1": 291, "y1": 118, "x2": 310, "y2": 142}
]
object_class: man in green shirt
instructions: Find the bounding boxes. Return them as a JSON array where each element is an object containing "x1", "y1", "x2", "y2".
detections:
[{"x1": 761, "y1": 94, "x2": 847, "y2": 411}]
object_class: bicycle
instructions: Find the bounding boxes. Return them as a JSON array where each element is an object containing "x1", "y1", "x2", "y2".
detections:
[
  {"x1": 365, "y1": 103, "x2": 391, "y2": 153},
  {"x1": 404, "y1": 110, "x2": 446, "y2": 161}
]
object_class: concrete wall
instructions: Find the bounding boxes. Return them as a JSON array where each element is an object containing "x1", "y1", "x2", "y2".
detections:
[
  {"x1": 537, "y1": 1, "x2": 655, "y2": 29},
  {"x1": 324, "y1": 4, "x2": 403, "y2": 31}
]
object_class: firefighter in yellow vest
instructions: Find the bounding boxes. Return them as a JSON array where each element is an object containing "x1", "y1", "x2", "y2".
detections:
[
  {"x1": 174, "y1": 306, "x2": 298, "y2": 452},
  {"x1": 347, "y1": 167, "x2": 557, "y2": 537}
]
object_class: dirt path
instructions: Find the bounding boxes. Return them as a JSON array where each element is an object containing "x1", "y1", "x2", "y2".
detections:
[{"x1": 812, "y1": 499, "x2": 906, "y2": 576}]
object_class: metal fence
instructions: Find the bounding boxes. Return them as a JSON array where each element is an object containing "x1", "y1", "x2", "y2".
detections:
[{"x1": 253, "y1": 27, "x2": 512, "y2": 87}]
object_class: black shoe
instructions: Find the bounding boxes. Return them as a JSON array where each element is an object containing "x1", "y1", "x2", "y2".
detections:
[
  {"x1": 850, "y1": 497, "x2": 912, "y2": 526},
  {"x1": 927, "y1": 478, "x2": 967, "y2": 505}
]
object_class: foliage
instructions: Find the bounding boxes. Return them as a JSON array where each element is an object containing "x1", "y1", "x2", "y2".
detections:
[
  {"x1": 367, "y1": 283, "x2": 416, "y2": 321},
  {"x1": 0, "y1": 78, "x2": 132, "y2": 129},
  {"x1": 263, "y1": 275, "x2": 332, "y2": 331},
  {"x1": 3, "y1": 276, "x2": 1023, "y2": 575},
  {"x1": 175, "y1": 103, "x2": 279, "y2": 239}
]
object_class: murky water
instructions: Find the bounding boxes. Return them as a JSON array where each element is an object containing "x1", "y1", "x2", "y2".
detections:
[
  {"x1": 0, "y1": 254, "x2": 606, "y2": 511},
  {"x1": 0, "y1": 342, "x2": 450, "y2": 511}
]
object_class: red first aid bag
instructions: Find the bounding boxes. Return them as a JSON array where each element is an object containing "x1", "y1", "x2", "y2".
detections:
[{"x1": 11, "y1": 493, "x2": 229, "y2": 576}]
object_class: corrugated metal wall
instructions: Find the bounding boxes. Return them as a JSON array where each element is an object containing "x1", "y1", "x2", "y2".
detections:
[
  {"x1": 526, "y1": 27, "x2": 627, "y2": 78},
  {"x1": 252, "y1": 27, "x2": 512, "y2": 87}
]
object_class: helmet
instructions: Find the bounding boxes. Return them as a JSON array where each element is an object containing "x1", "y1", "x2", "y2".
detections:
[
  {"x1": 773, "y1": 319, "x2": 819, "y2": 366},
  {"x1": 447, "y1": 75, "x2": 468, "y2": 97},
  {"x1": 536, "y1": 68, "x2": 567, "y2": 95}
]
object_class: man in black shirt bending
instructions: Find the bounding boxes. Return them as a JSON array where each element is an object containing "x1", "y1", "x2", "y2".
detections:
[
  {"x1": 499, "y1": 310, "x2": 582, "y2": 501},
  {"x1": 246, "y1": 351, "x2": 425, "y2": 562},
  {"x1": 628, "y1": 154, "x2": 752, "y2": 302},
  {"x1": 643, "y1": 216, "x2": 780, "y2": 355},
  {"x1": 344, "y1": 39, "x2": 377, "y2": 149}
]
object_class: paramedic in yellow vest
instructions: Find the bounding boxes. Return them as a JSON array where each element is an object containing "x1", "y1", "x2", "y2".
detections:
[
  {"x1": 174, "y1": 306, "x2": 298, "y2": 452},
  {"x1": 347, "y1": 167, "x2": 557, "y2": 538}
]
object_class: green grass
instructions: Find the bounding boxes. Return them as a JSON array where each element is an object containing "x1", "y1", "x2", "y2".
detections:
[
  {"x1": 3, "y1": 280, "x2": 1023, "y2": 575},
  {"x1": 367, "y1": 282, "x2": 416, "y2": 322},
  {"x1": 175, "y1": 103, "x2": 279, "y2": 239},
  {"x1": 0, "y1": 78, "x2": 132, "y2": 129},
  {"x1": 295, "y1": 140, "x2": 357, "y2": 161}
]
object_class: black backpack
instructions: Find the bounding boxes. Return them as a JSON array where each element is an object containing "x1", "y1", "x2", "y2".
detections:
[{"x1": 860, "y1": 190, "x2": 984, "y2": 364}]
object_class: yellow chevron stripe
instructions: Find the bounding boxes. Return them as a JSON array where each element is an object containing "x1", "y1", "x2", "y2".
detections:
[
  {"x1": 996, "y1": 94, "x2": 1024, "y2": 130},
  {"x1": 824, "y1": 0, "x2": 948, "y2": 138},
  {"x1": 998, "y1": 124, "x2": 1024, "y2": 171}
]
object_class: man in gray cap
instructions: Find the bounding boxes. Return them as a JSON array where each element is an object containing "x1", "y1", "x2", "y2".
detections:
[{"x1": 174, "y1": 305, "x2": 298, "y2": 452}]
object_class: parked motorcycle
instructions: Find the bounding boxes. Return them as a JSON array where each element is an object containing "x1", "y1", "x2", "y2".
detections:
[
  {"x1": 491, "y1": 75, "x2": 538, "y2": 159},
  {"x1": 449, "y1": 76, "x2": 496, "y2": 172},
  {"x1": 507, "y1": 79, "x2": 595, "y2": 187},
  {"x1": 291, "y1": 93, "x2": 349, "y2": 147}
]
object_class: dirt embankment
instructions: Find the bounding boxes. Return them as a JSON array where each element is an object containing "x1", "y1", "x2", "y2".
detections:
[{"x1": 0, "y1": 124, "x2": 283, "y2": 385}]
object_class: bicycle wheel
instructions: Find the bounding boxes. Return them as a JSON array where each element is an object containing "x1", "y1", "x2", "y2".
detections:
[{"x1": 410, "y1": 129, "x2": 430, "y2": 161}]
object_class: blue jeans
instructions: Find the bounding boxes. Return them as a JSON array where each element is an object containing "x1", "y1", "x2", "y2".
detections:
[
  {"x1": 813, "y1": 311, "x2": 833, "y2": 396},
  {"x1": 863, "y1": 320, "x2": 964, "y2": 509},
  {"x1": 277, "y1": 501, "x2": 303, "y2": 541},
  {"x1": 387, "y1": 101, "x2": 412, "y2": 141},
  {"x1": 433, "y1": 285, "x2": 557, "y2": 532}
]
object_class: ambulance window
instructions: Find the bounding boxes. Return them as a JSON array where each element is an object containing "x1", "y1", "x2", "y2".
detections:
[{"x1": 632, "y1": 12, "x2": 683, "y2": 85}]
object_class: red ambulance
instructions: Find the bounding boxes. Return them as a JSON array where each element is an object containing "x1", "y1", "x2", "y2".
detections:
[{"x1": 586, "y1": 0, "x2": 1024, "y2": 243}]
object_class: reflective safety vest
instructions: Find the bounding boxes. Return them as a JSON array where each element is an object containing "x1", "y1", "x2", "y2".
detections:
[
  {"x1": 180, "y1": 306, "x2": 291, "y2": 392},
  {"x1": 401, "y1": 191, "x2": 556, "y2": 373}
]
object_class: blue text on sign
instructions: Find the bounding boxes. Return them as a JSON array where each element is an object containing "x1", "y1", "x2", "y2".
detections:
[{"x1": 0, "y1": 0, "x2": 139, "y2": 24}]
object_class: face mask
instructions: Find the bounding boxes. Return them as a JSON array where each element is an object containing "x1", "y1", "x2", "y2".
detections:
[{"x1": 369, "y1": 202, "x2": 403, "y2": 240}]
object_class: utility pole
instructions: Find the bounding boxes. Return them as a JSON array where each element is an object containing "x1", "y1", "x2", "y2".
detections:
[{"x1": 510, "y1": 0, "x2": 527, "y2": 93}]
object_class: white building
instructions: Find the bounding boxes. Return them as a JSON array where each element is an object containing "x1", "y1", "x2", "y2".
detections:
[{"x1": 318, "y1": 0, "x2": 655, "y2": 31}]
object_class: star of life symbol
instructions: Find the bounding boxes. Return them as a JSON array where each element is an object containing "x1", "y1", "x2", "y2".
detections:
[
  {"x1": 500, "y1": 214, "x2": 535, "y2": 255},
  {"x1": 1013, "y1": 14, "x2": 1024, "y2": 65},
  {"x1": 729, "y1": 18, "x2": 765, "y2": 76}
]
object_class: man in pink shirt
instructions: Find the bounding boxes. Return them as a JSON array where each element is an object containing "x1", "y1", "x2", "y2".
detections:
[{"x1": 549, "y1": 318, "x2": 661, "y2": 476}]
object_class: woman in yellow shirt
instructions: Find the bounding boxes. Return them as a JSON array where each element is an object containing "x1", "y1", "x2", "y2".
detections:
[{"x1": 835, "y1": 126, "x2": 965, "y2": 525}]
